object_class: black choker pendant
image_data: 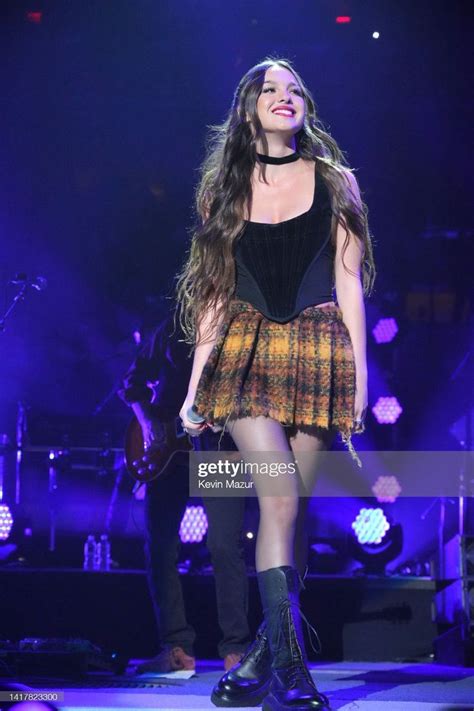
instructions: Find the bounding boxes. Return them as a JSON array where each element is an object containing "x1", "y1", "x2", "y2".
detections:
[{"x1": 257, "y1": 151, "x2": 301, "y2": 165}]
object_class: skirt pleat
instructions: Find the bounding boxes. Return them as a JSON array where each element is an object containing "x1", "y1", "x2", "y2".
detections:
[{"x1": 193, "y1": 299, "x2": 361, "y2": 461}]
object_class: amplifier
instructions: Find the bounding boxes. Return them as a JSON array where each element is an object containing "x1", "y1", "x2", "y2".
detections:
[{"x1": 434, "y1": 534, "x2": 474, "y2": 665}]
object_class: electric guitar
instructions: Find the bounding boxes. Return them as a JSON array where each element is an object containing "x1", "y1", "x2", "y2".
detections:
[{"x1": 124, "y1": 416, "x2": 193, "y2": 484}]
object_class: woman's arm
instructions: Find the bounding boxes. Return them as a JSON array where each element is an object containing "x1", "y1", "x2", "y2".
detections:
[
  {"x1": 179, "y1": 297, "x2": 225, "y2": 433},
  {"x1": 334, "y1": 171, "x2": 368, "y2": 425},
  {"x1": 179, "y1": 197, "x2": 227, "y2": 433},
  {"x1": 186, "y1": 298, "x2": 224, "y2": 400}
]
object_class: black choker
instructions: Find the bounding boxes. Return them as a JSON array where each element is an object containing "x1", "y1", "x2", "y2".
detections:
[{"x1": 257, "y1": 151, "x2": 301, "y2": 165}]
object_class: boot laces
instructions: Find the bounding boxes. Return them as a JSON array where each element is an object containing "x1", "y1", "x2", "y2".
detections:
[
  {"x1": 274, "y1": 599, "x2": 322, "y2": 656},
  {"x1": 287, "y1": 659, "x2": 313, "y2": 688},
  {"x1": 271, "y1": 600, "x2": 329, "y2": 706},
  {"x1": 286, "y1": 662, "x2": 330, "y2": 705},
  {"x1": 239, "y1": 624, "x2": 267, "y2": 664}
]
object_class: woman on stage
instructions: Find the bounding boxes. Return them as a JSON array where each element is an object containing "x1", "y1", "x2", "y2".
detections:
[{"x1": 177, "y1": 57, "x2": 375, "y2": 711}]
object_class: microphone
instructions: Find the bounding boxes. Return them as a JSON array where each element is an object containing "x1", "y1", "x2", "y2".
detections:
[
  {"x1": 186, "y1": 407, "x2": 206, "y2": 424},
  {"x1": 0, "y1": 273, "x2": 48, "y2": 333},
  {"x1": 10, "y1": 274, "x2": 48, "y2": 291},
  {"x1": 31, "y1": 276, "x2": 48, "y2": 291}
]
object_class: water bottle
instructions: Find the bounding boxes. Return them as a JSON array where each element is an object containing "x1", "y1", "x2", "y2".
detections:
[
  {"x1": 83, "y1": 534, "x2": 97, "y2": 571},
  {"x1": 96, "y1": 533, "x2": 111, "y2": 572}
]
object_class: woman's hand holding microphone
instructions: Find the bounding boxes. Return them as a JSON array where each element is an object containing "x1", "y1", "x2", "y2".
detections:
[{"x1": 179, "y1": 394, "x2": 222, "y2": 437}]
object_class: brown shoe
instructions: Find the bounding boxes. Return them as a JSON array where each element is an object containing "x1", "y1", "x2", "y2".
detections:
[
  {"x1": 224, "y1": 651, "x2": 244, "y2": 671},
  {"x1": 171, "y1": 647, "x2": 196, "y2": 671},
  {"x1": 136, "y1": 646, "x2": 196, "y2": 674}
]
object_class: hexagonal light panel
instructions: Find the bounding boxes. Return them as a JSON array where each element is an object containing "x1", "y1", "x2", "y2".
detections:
[
  {"x1": 0, "y1": 504, "x2": 13, "y2": 541},
  {"x1": 372, "y1": 475, "x2": 402, "y2": 503},
  {"x1": 179, "y1": 505, "x2": 208, "y2": 543},
  {"x1": 372, "y1": 318, "x2": 398, "y2": 344},
  {"x1": 372, "y1": 396, "x2": 403, "y2": 424},
  {"x1": 352, "y1": 507, "x2": 390, "y2": 545}
]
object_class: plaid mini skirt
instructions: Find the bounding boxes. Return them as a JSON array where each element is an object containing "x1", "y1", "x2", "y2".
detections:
[{"x1": 193, "y1": 299, "x2": 362, "y2": 464}]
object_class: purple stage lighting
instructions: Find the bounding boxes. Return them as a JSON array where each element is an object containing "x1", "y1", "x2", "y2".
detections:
[
  {"x1": 372, "y1": 317, "x2": 398, "y2": 344},
  {"x1": 133, "y1": 330, "x2": 141, "y2": 345},
  {"x1": 372, "y1": 475, "x2": 402, "y2": 503},
  {"x1": 0, "y1": 504, "x2": 13, "y2": 541},
  {"x1": 372, "y1": 396, "x2": 403, "y2": 424},
  {"x1": 352, "y1": 507, "x2": 390, "y2": 545},
  {"x1": 179, "y1": 505, "x2": 208, "y2": 543}
]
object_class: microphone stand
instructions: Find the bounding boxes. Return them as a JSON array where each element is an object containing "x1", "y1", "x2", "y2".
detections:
[
  {"x1": 0, "y1": 283, "x2": 29, "y2": 333},
  {"x1": 450, "y1": 348, "x2": 473, "y2": 536}
]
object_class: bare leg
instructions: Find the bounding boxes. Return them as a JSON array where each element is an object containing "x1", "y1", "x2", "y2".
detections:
[
  {"x1": 226, "y1": 416, "x2": 299, "y2": 573},
  {"x1": 289, "y1": 427, "x2": 334, "y2": 576},
  {"x1": 211, "y1": 420, "x2": 333, "y2": 710}
]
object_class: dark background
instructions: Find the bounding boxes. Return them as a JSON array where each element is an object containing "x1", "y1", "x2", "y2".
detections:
[{"x1": 0, "y1": 1, "x2": 472, "y2": 568}]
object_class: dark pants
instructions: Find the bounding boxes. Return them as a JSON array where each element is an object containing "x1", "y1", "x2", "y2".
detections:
[{"x1": 144, "y1": 430, "x2": 251, "y2": 658}]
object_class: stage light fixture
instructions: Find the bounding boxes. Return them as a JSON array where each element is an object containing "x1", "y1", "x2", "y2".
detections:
[
  {"x1": 372, "y1": 475, "x2": 402, "y2": 503},
  {"x1": 349, "y1": 515, "x2": 403, "y2": 575},
  {"x1": 372, "y1": 396, "x2": 403, "y2": 424},
  {"x1": 372, "y1": 317, "x2": 398, "y2": 344},
  {"x1": 352, "y1": 507, "x2": 390, "y2": 545},
  {"x1": 48, "y1": 448, "x2": 71, "y2": 472},
  {"x1": 26, "y1": 11, "x2": 42, "y2": 24},
  {"x1": 179, "y1": 505, "x2": 208, "y2": 543},
  {"x1": 0, "y1": 504, "x2": 13, "y2": 541}
]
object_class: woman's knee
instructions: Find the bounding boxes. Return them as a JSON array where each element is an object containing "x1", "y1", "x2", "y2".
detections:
[{"x1": 259, "y1": 496, "x2": 299, "y2": 529}]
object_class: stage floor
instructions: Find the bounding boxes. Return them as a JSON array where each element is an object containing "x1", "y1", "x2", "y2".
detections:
[{"x1": 6, "y1": 660, "x2": 474, "y2": 710}]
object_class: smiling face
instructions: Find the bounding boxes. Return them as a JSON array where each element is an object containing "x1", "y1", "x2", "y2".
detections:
[{"x1": 255, "y1": 65, "x2": 306, "y2": 136}]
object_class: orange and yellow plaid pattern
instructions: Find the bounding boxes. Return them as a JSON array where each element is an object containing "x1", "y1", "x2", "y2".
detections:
[{"x1": 193, "y1": 300, "x2": 358, "y2": 456}]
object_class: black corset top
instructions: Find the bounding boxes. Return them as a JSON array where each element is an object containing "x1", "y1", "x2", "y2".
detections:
[{"x1": 234, "y1": 162, "x2": 334, "y2": 323}]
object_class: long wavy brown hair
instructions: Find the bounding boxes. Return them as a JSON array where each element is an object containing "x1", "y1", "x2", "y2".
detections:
[{"x1": 175, "y1": 56, "x2": 375, "y2": 346}]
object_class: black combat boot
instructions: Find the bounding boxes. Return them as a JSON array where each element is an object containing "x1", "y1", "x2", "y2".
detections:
[
  {"x1": 211, "y1": 622, "x2": 272, "y2": 707},
  {"x1": 258, "y1": 566, "x2": 332, "y2": 711}
]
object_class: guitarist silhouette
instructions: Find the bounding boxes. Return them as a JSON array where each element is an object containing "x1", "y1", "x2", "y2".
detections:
[{"x1": 118, "y1": 302, "x2": 251, "y2": 673}]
